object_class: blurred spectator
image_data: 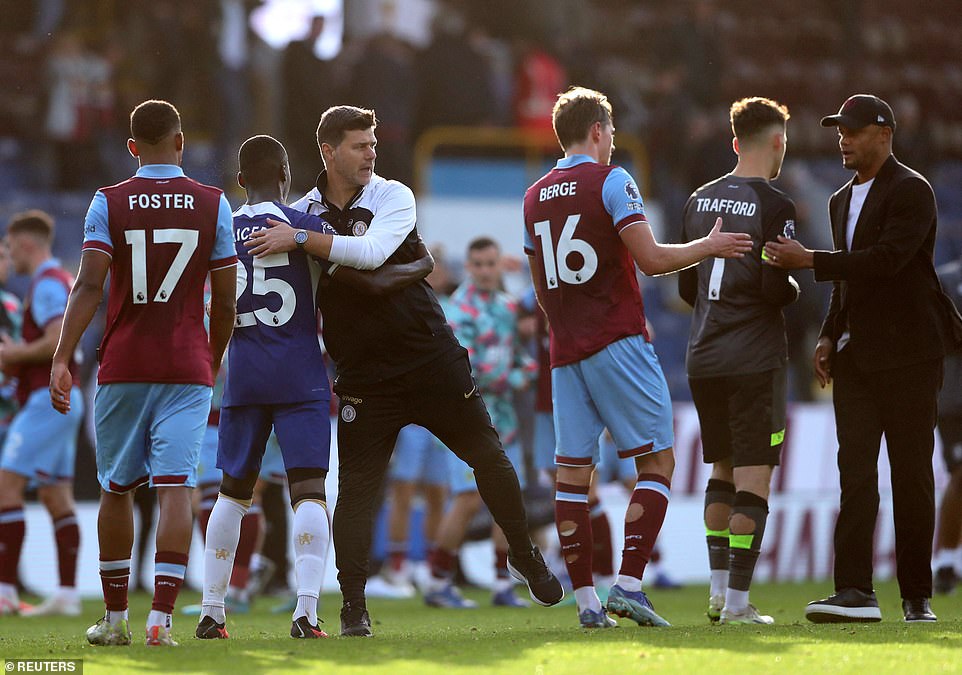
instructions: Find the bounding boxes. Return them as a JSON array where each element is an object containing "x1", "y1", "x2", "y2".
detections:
[
  {"x1": 346, "y1": 31, "x2": 418, "y2": 187},
  {"x1": 415, "y1": 6, "x2": 496, "y2": 136},
  {"x1": 212, "y1": 0, "x2": 256, "y2": 187},
  {"x1": 512, "y1": 40, "x2": 566, "y2": 143},
  {"x1": 891, "y1": 92, "x2": 937, "y2": 177},
  {"x1": 282, "y1": 14, "x2": 340, "y2": 194},
  {"x1": 43, "y1": 31, "x2": 114, "y2": 190}
]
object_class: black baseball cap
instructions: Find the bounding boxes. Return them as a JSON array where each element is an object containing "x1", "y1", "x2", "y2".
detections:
[{"x1": 820, "y1": 94, "x2": 896, "y2": 131}]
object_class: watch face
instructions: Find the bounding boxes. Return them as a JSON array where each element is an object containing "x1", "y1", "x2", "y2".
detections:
[{"x1": 295, "y1": 230, "x2": 308, "y2": 244}]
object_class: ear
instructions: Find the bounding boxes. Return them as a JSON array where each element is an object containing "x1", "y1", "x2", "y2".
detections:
[
  {"x1": 732, "y1": 137, "x2": 740, "y2": 156},
  {"x1": 127, "y1": 138, "x2": 139, "y2": 158},
  {"x1": 773, "y1": 130, "x2": 785, "y2": 151},
  {"x1": 591, "y1": 121, "x2": 603, "y2": 142},
  {"x1": 320, "y1": 142, "x2": 334, "y2": 162},
  {"x1": 237, "y1": 171, "x2": 245, "y2": 189},
  {"x1": 174, "y1": 132, "x2": 184, "y2": 151}
]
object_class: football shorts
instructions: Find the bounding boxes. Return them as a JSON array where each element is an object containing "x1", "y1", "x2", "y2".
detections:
[
  {"x1": 689, "y1": 367, "x2": 787, "y2": 467},
  {"x1": 0, "y1": 387, "x2": 83, "y2": 486},
  {"x1": 217, "y1": 399, "x2": 331, "y2": 480},
  {"x1": 552, "y1": 335, "x2": 673, "y2": 467},
  {"x1": 389, "y1": 424, "x2": 449, "y2": 485},
  {"x1": 95, "y1": 383, "x2": 211, "y2": 492}
]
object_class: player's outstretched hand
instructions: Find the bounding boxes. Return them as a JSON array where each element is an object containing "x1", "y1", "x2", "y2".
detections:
[
  {"x1": 706, "y1": 217, "x2": 753, "y2": 258},
  {"x1": 245, "y1": 218, "x2": 296, "y2": 257},
  {"x1": 49, "y1": 361, "x2": 73, "y2": 414}
]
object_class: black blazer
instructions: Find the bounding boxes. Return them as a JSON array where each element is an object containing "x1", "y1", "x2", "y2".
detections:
[{"x1": 813, "y1": 154, "x2": 962, "y2": 372}]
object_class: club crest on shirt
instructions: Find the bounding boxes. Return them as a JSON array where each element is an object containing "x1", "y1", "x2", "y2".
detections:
[
  {"x1": 624, "y1": 180, "x2": 640, "y2": 200},
  {"x1": 341, "y1": 404, "x2": 357, "y2": 422},
  {"x1": 352, "y1": 220, "x2": 368, "y2": 236}
]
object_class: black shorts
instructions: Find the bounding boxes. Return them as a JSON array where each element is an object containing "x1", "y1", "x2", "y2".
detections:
[
  {"x1": 689, "y1": 367, "x2": 787, "y2": 468},
  {"x1": 939, "y1": 413, "x2": 962, "y2": 473}
]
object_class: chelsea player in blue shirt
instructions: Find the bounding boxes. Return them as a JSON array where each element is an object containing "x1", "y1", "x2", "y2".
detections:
[{"x1": 197, "y1": 135, "x2": 433, "y2": 640}]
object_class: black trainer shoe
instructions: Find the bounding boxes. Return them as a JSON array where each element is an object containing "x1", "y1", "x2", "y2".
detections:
[
  {"x1": 506, "y1": 546, "x2": 565, "y2": 607},
  {"x1": 934, "y1": 566, "x2": 958, "y2": 595},
  {"x1": 805, "y1": 588, "x2": 882, "y2": 623},
  {"x1": 902, "y1": 598, "x2": 937, "y2": 623},
  {"x1": 195, "y1": 615, "x2": 229, "y2": 639},
  {"x1": 340, "y1": 601, "x2": 373, "y2": 637},
  {"x1": 290, "y1": 615, "x2": 329, "y2": 638}
]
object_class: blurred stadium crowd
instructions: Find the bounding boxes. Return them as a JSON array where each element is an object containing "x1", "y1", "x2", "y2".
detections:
[
  {"x1": 0, "y1": 0, "x2": 959, "y2": 399},
  {"x1": 2, "y1": 1, "x2": 962, "y2": 186}
]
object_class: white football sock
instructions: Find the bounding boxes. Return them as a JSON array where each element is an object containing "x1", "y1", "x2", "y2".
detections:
[
  {"x1": 202, "y1": 495, "x2": 249, "y2": 613},
  {"x1": 574, "y1": 586, "x2": 602, "y2": 613},
  {"x1": 710, "y1": 570, "x2": 730, "y2": 597},
  {"x1": 615, "y1": 574, "x2": 642, "y2": 593},
  {"x1": 146, "y1": 609, "x2": 171, "y2": 631},
  {"x1": 292, "y1": 500, "x2": 331, "y2": 626},
  {"x1": 105, "y1": 608, "x2": 128, "y2": 625},
  {"x1": 725, "y1": 588, "x2": 749, "y2": 613}
]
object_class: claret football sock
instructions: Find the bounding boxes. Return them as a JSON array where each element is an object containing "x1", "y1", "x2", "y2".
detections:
[
  {"x1": 619, "y1": 474, "x2": 670, "y2": 583},
  {"x1": 229, "y1": 508, "x2": 262, "y2": 598},
  {"x1": 427, "y1": 547, "x2": 458, "y2": 585},
  {"x1": 53, "y1": 513, "x2": 80, "y2": 589},
  {"x1": 99, "y1": 558, "x2": 131, "y2": 616},
  {"x1": 493, "y1": 548, "x2": 512, "y2": 592},
  {"x1": 152, "y1": 551, "x2": 188, "y2": 616},
  {"x1": 0, "y1": 507, "x2": 25, "y2": 586},
  {"x1": 197, "y1": 483, "x2": 220, "y2": 541},
  {"x1": 555, "y1": 481, "x2": 593, "y2": 590},
  {"x1": 588, "y1": 498, "x2": 614, "y2": 578}
]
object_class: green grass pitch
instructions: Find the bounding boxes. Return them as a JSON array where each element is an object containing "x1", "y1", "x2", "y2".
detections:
[{"x1": 1, "y1": 580, "x2": 961, "y2": 674}]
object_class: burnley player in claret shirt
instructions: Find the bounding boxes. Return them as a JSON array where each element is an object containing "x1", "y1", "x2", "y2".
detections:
[
  {"x1": 51, "y1": 99, "x2": 237, "y2": 647},
  {"x1": 523, "y1": 86, "x2": 752, "y2": 629}
]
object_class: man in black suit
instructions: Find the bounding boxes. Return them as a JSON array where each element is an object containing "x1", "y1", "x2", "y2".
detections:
[{"x1": 765, "y1": 94, "x2": 962, "y2": 623}]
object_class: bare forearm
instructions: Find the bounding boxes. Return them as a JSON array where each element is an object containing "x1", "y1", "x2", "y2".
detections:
[
  {"x1": 208, "y1": 302, "x2": 235, "y2": 369},
  {"x1": 53, "y1": 285, "x2": 102, "y2": 364},
  {"x1": 7, "y1": 333, "x2": 57, "y2": 364},
  {"x1": 640, "y1": 238, "x2": 713, "y2": 276}
]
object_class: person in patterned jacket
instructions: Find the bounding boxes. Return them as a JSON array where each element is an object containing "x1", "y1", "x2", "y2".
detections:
[{"x1": 423, "y1": 237, "x2": 538, "y2": 609}]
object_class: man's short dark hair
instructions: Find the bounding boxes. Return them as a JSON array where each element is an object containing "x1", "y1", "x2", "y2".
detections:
[
  {"x1": 730, "y1": 97, "x2": 790, "y2": 143},
  {"x1": 7, "y1": 209, "x2": 54, "y2": 242},
  {"x1": 467, "y1": 237, "x2": 499, "y2": 254},
  {"x1": 239, "y1": 135, "x2": 288, "y2": 188},
  {"x1": 316, "y1": 106, "x2": 377, "y2": 149},
  {"x1": 130, "y1": 100, "x2": 182, "y2": 145},
  {"x1": 552, "y1": 87, "x2": 613, "y2": 151}
]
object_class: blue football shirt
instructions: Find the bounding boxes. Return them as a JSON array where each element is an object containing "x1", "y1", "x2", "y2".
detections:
[{"x1": 223, "y1": 201, "x2": 334, "y2": 406}]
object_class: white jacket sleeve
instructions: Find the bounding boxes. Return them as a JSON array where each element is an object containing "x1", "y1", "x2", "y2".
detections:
[{"x1": 326, "y1": 182, "x2": 416, "y2": 270}]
